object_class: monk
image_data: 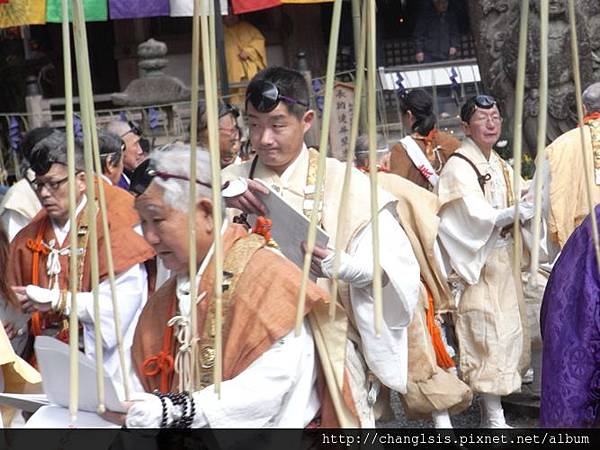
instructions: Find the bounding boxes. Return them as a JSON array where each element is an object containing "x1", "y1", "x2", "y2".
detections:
[{"x1": 107, "y1": 145, "x2": 329, "y2": 427}]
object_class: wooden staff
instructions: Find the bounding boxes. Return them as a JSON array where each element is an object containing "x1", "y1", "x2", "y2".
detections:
[
  {"x1": 329, "y1": 0, "x2": 367, "y2": 319},
  {"x1": 511, "y1": 0, "x2": 529, "y2": 277},
  {"x1": 366, "y1": 0, "x2": 382, "y2": 336},
  {"x1": 71, "y1": 0, "x2": 104, "y2": 413},
  {"x1": 187, "y1": 0, "x2": 200, "y2": 393},
  {"x1": 529, "y1": 0, "x2": 548, "y2": 287},
  {"x1": 567, "y1": 0, "x2": 600, "y2": 275},
  {"x1": 61, "y1": 0, "x2": 80, "y2": 422},
  {"x1": 205, "y1": 0, "x2": 224, "y2": 395},
  {"x1": 295, "y1": 0, "x2": 343, "y2": 336}
]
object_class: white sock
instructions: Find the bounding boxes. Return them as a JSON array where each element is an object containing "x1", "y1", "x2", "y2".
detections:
[
  {"x1": 432, "y1": 409, "x2": 453, "y2": 428},
  {"x1": 480, "y1": 394, "x2": 510, "y2": 428}
]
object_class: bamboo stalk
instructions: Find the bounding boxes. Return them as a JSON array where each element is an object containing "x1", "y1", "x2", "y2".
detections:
[
  {"x1": 366, "y1": 0, "x2": 382, "y2": 336},
  {"x1": 62, "y1": 0, "x2": 79, "y2": 423},
  {"x1": 187, "y1": 0, "x2": 201, "y2": 393},
  {"x1": 567, "y1": 0, "x2": 600, "y2": 276},
  {"x1": 529, "y1": 0, "x2": 548, "y2": 287},
  {"x1": 511, "y1": 0, "x2": 529, "y2": 278},
  {"x1": 329, "y1": 0, "x2": 367, "y2": 319},
  {"x1": 199, "y1": 0, "x2": 224, "y2": 396},
  {"x1": 295, "y1": 0, "x2": 344, "y2": 336},
  {"x1": 71, "y1": 0, "x2": 104, "y2": 413}
]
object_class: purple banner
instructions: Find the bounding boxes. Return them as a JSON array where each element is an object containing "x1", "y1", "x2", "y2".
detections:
[{"x1": 109, "y1": 0, "x2": 170, "y2": 19}]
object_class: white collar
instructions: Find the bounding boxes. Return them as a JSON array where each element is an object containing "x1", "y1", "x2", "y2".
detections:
[
  {"x1": 100, "y1": 174, "x2": 113, "y2": 185},
  {"x1": 51, "y1": 195, "x2": 87, "y2": 247},
  {"x1": 279, "y1": 143, "x2": 308, "y2": 185},
  {"x1": 175, "y1": 219, "x2": 229, "y2": 316}
]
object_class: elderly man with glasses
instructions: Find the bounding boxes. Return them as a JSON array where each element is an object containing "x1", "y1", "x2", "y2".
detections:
[
  {"x1": 435, "y1": 95, "x2": 535, "y2": 427},
  {"x1": 221, "y1": 66, "x2": 421, "y2": 427},
  {"x1": 6, "y1": 131, "x2": 155, "y2": 394}
]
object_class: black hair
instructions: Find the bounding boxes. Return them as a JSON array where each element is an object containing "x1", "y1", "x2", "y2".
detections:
[
  {"x1": 97, "y1": 130, "x2": 124, "y2": 174},
  {"x1": 19, "y1": 127, "x2": 55, "y2": 162},
  {"x1": 246, "y1": 66, "x2": 310, "y2": 119},
  {"x1": 398, "y1": 89, "x2": 436, "y2": 136},
  {"x1": 29, "y1": 131, "x2": 85, "y2": 176}
]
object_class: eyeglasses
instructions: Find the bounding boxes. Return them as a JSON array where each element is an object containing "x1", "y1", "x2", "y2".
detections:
[
  {"x1": 246, "y1": 80, "x2": 309, "y2": 113},
  {"x1": 31, "y1": 176, "x2": 69, "y2": 193},
  {"x1": 129, "y1": 158, "x2": 214, "y2": 196},
  {"x1": 471, "y1": 114, "x2": 503, "y2": 125}
]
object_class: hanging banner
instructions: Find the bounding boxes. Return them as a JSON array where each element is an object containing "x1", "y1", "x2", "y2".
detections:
[
  {"x1": 109, "y1": 0, "x2": 170, "y2": 19},
  {"x1": 170, "y1": 0, "x2": 228, "y2": 17},
  {"x1": 46, "y1": 0, "x2": 107, "y2": 23},
  {"x1": 281, "y1": 1, "x2": 333, "y2": 3},
  {"x1": 0, "y1": 0, "x2": 46, "y2": 28},
  {"x1": 231, "y1": 0, "x2": 281, "y2": 14}
]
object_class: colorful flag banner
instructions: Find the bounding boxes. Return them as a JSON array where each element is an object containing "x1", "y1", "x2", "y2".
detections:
[
  {"x1": 231, "y1": 0, "x2": 281, "y2": 14},
  {"x1": 46, "y1": 0, "x2": 107, "y2": 23},
  {"x1": 170, "y1": 0, "x2": 228, "y2": 17},
  {"x1": 0, "y1": 0, "x2": 46, "y2": 28},
  {"x1": 281, "y1": 0, "x2": 333, "y2": 3},
  {"x1": 109, "y1": 0, "x2": 169, "y2": 19}
]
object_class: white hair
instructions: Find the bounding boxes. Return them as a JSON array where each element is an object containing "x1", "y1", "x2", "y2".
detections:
[
  {"x1": 583, "y1": 82, "x2": 600, "y2": 113},
  {"x1": 149, "y1": 143, "x2": 225, "y2": 218},
  {"x1": 105, "y1": 120, "x2": 131, "y2": 137}
]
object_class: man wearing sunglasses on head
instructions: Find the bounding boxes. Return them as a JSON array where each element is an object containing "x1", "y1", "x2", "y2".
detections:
[
  {"x1": 6, "y1": 131, "x2": 155, "y2": 394},
  {"x1": 435, "y1": 95, "x2": 534, "y2": 428},
  {"x1": 105, "y1": 120, "x2": 146, "y2": 190},
  {"x1": 222, "y1": 66, "x2": 421, "y2": 427}
]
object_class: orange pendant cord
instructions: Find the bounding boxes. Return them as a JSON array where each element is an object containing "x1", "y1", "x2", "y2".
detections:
[
  {"x1": 142, "y1": 296, "x2": 176, "y2": 392},
  {"x1": 579, "y1": 112, "x2": 600, "y2": 126},
  {"x1": 25, "y1": 222, "x2": 50, "y2": 336},
  {"x1": 425, "y1": 285, "x2": 455, "y2": 370}
]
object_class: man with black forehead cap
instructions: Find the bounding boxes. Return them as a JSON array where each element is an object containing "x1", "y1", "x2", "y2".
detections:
[
  {"x1": 436, "y1": 95, "x2": 534, "y2": 427},
  {"x1": 6, "y1": 131, "x2": 154, "y2": 394}
]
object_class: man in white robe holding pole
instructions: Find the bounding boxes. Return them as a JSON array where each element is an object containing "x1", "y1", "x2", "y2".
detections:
[{"x1": 222, "y1": 66, "x2": 420, "y2": 427}]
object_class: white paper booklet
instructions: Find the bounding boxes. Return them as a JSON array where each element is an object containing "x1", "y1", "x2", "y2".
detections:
[{"x1": 247, "y1": 179, "x2": 329, "y2": 275}]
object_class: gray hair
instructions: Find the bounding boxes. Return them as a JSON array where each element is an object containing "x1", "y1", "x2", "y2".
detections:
[
  {"x1": 582, "y1": 82, "x2": 600, "y2": 113},
  {"x1": 149, "y1": 143, "x2": 225, "y2": 218},
  {"x1": 105, "y1": 120, "x2": 131, "y2": 137}
]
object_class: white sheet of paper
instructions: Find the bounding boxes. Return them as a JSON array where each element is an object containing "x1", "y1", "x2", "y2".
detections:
[
  {"x1": 247, "y1": 179, "x2": 329, "y2": 275},
  {"x1": 34, "y1": 336, "x2": 126, "y2": 414},
  {"x1": 0, "y1": 393, "x2": 48, "y2": 413},
  {"x1": 25, "y1": 405, "x2": 120, "y2": 428}
]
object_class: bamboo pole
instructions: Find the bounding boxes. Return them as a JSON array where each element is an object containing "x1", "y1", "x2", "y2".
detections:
[
  {"x1": 511, "y1": 0, "x2": 529, "y2": 278},
  {"x1": 366, "y1": 0, "x2": 382, "y2": 336},
  {"x1": 529, "y1": 0, "x2": 548, "y2": 287},
  {"x1": 329, "y1": 0, "x2": 367, "y2": 319},
  {"x1": 187, "y1": 0, "x2": 200, "y2": 393},
  {"x1": 567, "y1": 0, "x2": 600, "y2": 276},
  {"x1": 200, "y1": 0, "x2": 224, "y2": 395},
  {"x1": 71, "y1": 0, "x2": 104, "y2": 413},
  {"x1": 295, "y1": 0, "x2": 344, "y2": 336},
  {"x1": 62, "y1": 0, "x2": 79, "y2": 423},
  {"x1": 71, "y1": 1, "x2": 131, "y2": 402}
]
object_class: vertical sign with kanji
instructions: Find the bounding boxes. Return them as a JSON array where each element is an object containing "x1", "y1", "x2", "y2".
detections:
[{"x1": 328, "y1": 82, "x2": 355, "y2": 161}]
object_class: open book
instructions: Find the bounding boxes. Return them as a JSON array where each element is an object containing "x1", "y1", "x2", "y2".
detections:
[{"x1": 246, "y1": 179, "x2": 329, "y2": 276}]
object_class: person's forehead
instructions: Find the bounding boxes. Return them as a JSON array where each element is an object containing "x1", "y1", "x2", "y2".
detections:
[
  {"x1": 219, "y1": 114, "x2": 236, "y2": 126},
  {"x1": 471, "y1": 105, "x2": 500, "y2": 117},
  {"x1": 38, "y1": 163, "x2": 67, "y2": 179},
  {"x1": 246, "y1": 102, "x2": 296, "y2": 122},
  {"x1": 135, "y1": 183, "x2": 166, "y2": 212},
  {"x1": 123, "y1": 132, "x2": 140, "y2": 145}
]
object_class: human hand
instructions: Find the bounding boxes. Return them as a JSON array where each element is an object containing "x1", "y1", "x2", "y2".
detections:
[
  {"x1": 301, "y1": 242, "x2": 333, "y2": 279},
  {"x1": 239, "y1": 50, "x2": 250, "y2": 61},
  {"x1": 14, "y1": 285, "x2": 56, "y2": 313},
  {"x1": 224, "y1": 178, "x2": 269, "y2": 215}
]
